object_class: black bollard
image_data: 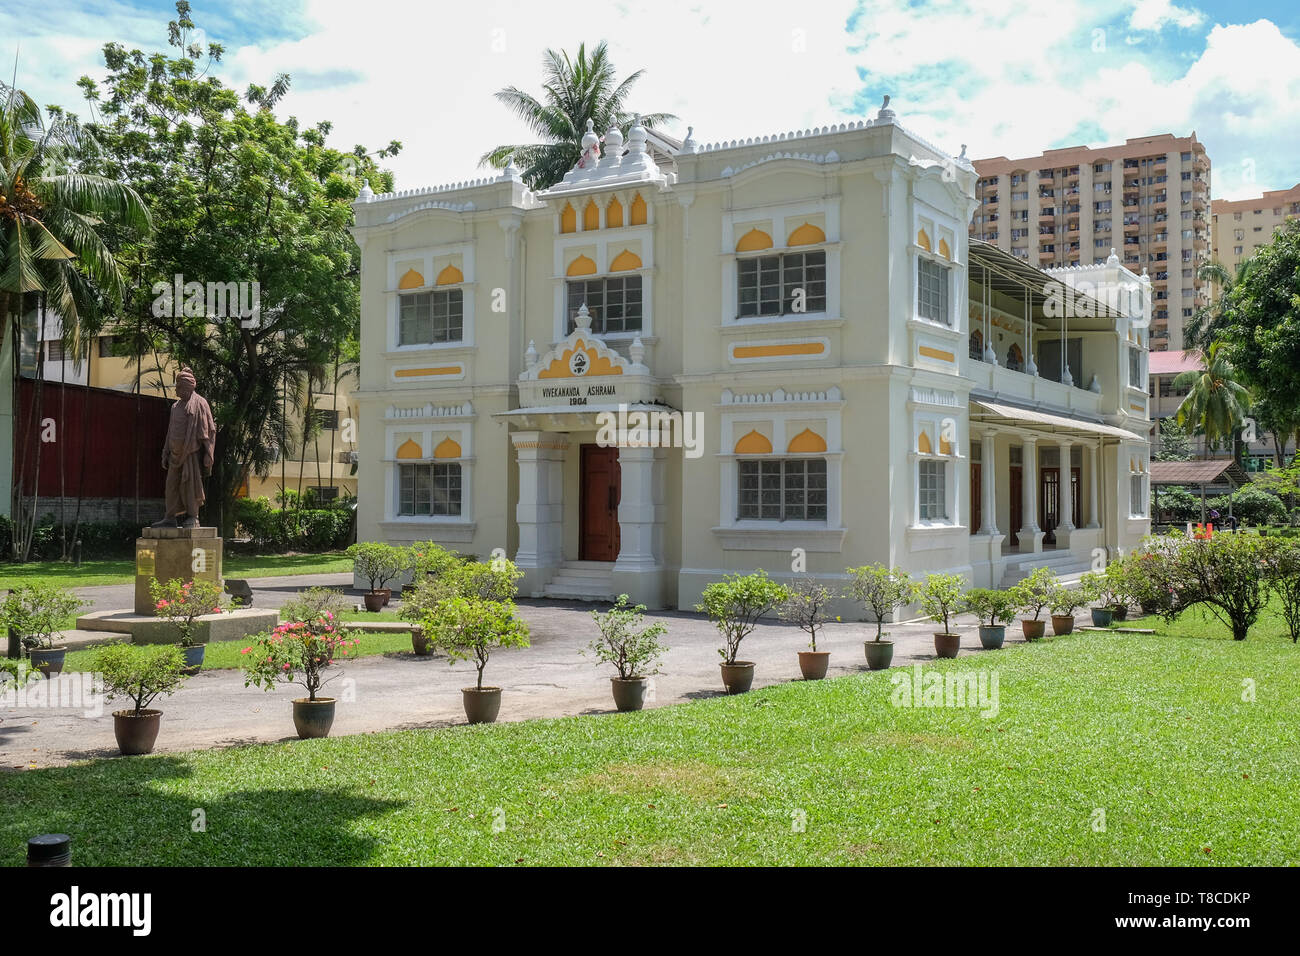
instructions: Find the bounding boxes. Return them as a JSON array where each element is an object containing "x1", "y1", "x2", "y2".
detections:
[{"x1": 27, "y1": 834, "x2": 72, "y2": 867}]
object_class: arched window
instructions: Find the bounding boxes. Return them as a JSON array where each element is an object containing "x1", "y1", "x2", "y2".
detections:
[
  {"x1": 1006, "y1": 343, "x2": 1024, "y2": 372},
  {"x1": 969, "y1": 329, "x2": 983, "y2": 361}
]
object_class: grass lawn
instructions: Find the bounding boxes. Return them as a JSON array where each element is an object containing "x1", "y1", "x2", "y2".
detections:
[
  {"x1": 1126, "y1": 592, "x2": 1298, "y2": 643},
  {"x1": 3, "y1": 626, "x2": 1296, "y2": 866},
  {"x1": 0, "y1": 552, "x2": 353, "y2": 590}
]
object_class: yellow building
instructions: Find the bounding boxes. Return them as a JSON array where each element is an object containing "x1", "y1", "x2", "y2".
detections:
[{"x1": 1211, "y1": 183, "x2": 1300, "y2": 273}]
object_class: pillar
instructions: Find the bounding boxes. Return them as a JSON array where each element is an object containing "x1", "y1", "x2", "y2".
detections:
[
  {"x1": 511, "y1": 430, "x2": 567, "y2": 595},
  {"x1": 1057, "y1": 439, "x2": 1075, "y2": 539},
  {"x1": 1086, "y1": 441, "x2": 1101, "y2": 529},
  {"x1": 1019, "y1": 435, "x2": 1043, "y2": 552},
  {"x1": 979, "y1": 430, "x2": 999, "y2": 535}
]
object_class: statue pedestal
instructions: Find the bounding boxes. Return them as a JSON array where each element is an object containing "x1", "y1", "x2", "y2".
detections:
[{"x1": 134, "y1": 526, "x2": 224, "y2": 615}]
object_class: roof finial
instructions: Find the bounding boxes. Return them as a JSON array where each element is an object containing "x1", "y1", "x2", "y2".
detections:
[
  {"x1": 681, "y1": 125, "x2": 697, "y2": 153},
  {"x1": 358, "y1": 178, "x2": 374, "y2": 201},
  {"x1": 876, "y1": 94, "x2": 896, "y2": 124}
]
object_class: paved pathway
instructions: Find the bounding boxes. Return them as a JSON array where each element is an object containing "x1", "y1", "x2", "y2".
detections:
[{"x1": 2, "y1": 588, "x2": 1095, "y2": 769}]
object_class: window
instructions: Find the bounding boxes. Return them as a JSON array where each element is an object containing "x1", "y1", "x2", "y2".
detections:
[
  {"x1": 567, "y1": 275, "x2": 643, "y2": 333},
  {"x1": 737, "y1": 458, "x2": 827, "y2": 521},
  {"x1": 97, "y1": 336, "x2": 115, "y2": 358},
  {"x1": 969, "y1": 329, "x2": 984, "y2": 361},
  {"x1": 399, "y1": 289, "x2": 463, "y2": 345},
  {"x1": 737, "y1": 250, "x2": 825, "y2": 319},
  {"x1": 1128, "y1": 346, "x2": 1143, "y2": 388},
  {"x1": 1130, "y1": 473, "x2": 1147, "y2": 517},
  {"x1": 399, "y1": 462, "x2": 462, "y2": 516},
  {"x1": 917, "y1": 258, "x2": 950, "y2": 324},
  {"x1": 312, "y1": 409, "x2": 340, "y2": 431},
  {"x1": 918, "y1": 460, "x2": 947, "y2": 521},
  {"x1": 310, "y1": 486, "x2": 339, "y2": 503},
  {"x1": 45, "y1": 340, "x2": 65, "y2": 362}
]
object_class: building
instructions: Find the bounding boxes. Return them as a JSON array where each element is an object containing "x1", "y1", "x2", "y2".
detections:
[
  {"x1": 971, "y1": 134, "x2": 1212, "y2": 353},
  {"x1": 349, "y1": 102, "x2": 1152, "y2": 610},
  {"x1": 1211, "y1": 183, "x2": 1300, "y2": 273}
]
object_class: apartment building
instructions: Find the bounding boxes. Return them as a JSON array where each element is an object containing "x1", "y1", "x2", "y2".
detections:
[
  {"x1": 1211, "y1": 183, "x2": 1300, "y2": 273},
  {"x1": 349, "y1": 105, "x2": 1151, "y2": 608},
  {"x1": 972, "y1": 134, "x2": 1212, "y2": 353}
]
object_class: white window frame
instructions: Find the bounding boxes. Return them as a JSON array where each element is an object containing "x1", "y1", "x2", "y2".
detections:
[{"x1": 385, "y1": 242, "x2": 477, "y2": 353}]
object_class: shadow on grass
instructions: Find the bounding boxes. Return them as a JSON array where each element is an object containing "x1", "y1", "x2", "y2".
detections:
[{"x1": 0, "y1": 754, "x2": 406, "y2": 866}]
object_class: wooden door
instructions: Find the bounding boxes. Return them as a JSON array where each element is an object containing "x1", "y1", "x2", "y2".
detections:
[
  {"x1": 580, "y1": 445, "x2": 621, "y2": 561},
  {"x1": 1071, "y1": 466, "x2": 1082, "y2": 528},
  {"x1": 1009, "y1": 465, "x2": 1022, "y2": 546},
  {"x1": 1041, "y1": 467, "x2": 1061, "y2": 532}
]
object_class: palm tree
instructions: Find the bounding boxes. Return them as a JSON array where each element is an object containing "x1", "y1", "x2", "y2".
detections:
[
  {"x1": 479, "y1": 42, "x2": 677, "y2": 189},
  {"x1": 1174, "y1": 342, "x2": 1251, "y2": 460},
  {"x1": 1184, "y1": 259, "x2": 1250, "y2": 351}
]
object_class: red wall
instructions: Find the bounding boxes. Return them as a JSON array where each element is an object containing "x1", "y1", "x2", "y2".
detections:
[{"x1": 13, "y1": 379, "x2": 171, "y2": 499}]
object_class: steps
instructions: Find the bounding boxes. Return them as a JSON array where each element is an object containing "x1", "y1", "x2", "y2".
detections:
[
  {"x1": 999, "y1": 549, "x2": 1094, "y2": 588},
  {"x1": 541, "y1": 561, "x2": 616, "y2": 601}
]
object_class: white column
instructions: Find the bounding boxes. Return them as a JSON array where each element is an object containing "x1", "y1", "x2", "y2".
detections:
[
  {"x1": 1057, "y1": 439, "x2": 1075, "y2": 535},
  {"x1": 979, "y1": 430, "x2": 999, "y2": 535},
  {"x1": 1086, "y1": 441, "x2": 1101, "y2": 528},
  {"x1": 1019, "y1": 435, "x2": 1043, "y2": 553},
  {"x1": 511, "y1": 431, "x2": 567, "y2": 592},
  {"x1": 612, "y1": 444, "x2": 659, "y2": 572}
]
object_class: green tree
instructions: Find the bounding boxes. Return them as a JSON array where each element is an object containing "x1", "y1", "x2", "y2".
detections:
[
  {"x1": 75, "y1": 2, "x2": 400, "y2": 533},
  {"x1": 1173, "y1": 342, "x2": 1251, "y2": 460},
  {"x1": 1154, "y1": 417, "x2": 1192, "y2": 462},
  {"x1": 479, "y1": 41, "x2": 676, "y2": 189}
]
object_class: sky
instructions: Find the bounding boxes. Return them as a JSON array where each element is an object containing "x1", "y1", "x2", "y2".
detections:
[{"x1": 4, "y1": 0, "x2": 1299, "y2": 200}]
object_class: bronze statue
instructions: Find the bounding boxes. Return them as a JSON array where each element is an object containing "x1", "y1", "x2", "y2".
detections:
[{"x1": 152, "y1": 367, "x2": 216, "y2": 529}]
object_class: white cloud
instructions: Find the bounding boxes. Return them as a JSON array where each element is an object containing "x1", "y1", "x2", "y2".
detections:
[{"x1": 1129, "y1": 0, "x2": 1205, "y2": 33}]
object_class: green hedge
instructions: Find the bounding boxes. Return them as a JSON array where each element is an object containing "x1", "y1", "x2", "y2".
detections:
[
  {"x1": 232, "y1": 497, "x2": 354, "y2": 552},
  {"x1": 0, "y1": 515, "x2": 140, "y2": 560}
]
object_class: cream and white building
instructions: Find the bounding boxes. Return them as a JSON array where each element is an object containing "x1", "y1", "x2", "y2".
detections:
[{"x1": 350, "y1": 100, "x2": 1152, "y2": 609}]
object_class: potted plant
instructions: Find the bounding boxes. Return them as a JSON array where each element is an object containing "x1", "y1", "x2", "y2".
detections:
[
  {"x1": 1079, "y1": 570, "x2": 1116, "y2": 627},
  {"x1": 1048, "y1": 585, "x2": 1084, "y2": 635},
  {"x1": 423, "y1": 596, "x2": 530, "y2": 723},
  {"x1": 1010, "y1": 566, "x2": 1057, "y2": 640},
  {"x1": 779, "y1": 577, "x2": 836, "y2": 680},
  {"x1": 401, "y1": 560, "x2": 523, "y2": 656},
  {"x1": 150, "y1": 577, "x2": 227, "y2": 673},
  {"x1": 241, "y1": 611, "x2": 359, "y2": 739},
  {"x1": 697, "y1": 570, "x2": 790, "y2": 694},
  {"x1": 583, "y1": 594, "x2": 669, "y2": 711},
  {"x1": 1, "y1": 585, "x2": 88, "y2": 676},
  {"x1": 846, "y1": 564, "x2": 916, "y2": 670},
  {"x1": 347, "y1": 542, "x2": 412, "y2": 611},
  {"x1": 1104, "y1": 559, "x2": 1131, "y2": 620},
  {"x1": 963, "y1": 587, "x2": 1016, "y2": 649},
  {"x1": 920, "y1": 572, "x2": 965, "y2": 658},
  {"x1": 91, "y1": 643, "x2": 191, "y2": 755}
]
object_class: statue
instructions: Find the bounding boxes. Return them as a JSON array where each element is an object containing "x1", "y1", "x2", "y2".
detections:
[{"x1": 152, "y1": 367, "x2": 216, "y2": 529}]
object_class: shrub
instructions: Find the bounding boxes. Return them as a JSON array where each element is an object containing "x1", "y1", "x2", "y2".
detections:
[
  {"x1": 1154, "y1": 486, "x2": 1200, "y2": 522},
  {"x1": 409, "y1": 541, "x2": 465, "y2": 578},
  {"x1": 846, "y1": 564, "x2": 916, "y2": 642},
  {"x1": 697, "y1": 570, "x2": 790, "y2": 665},
  {"x1": 1049, "y1": 586, "x2": 1085, "y2": 616},
  {"x1": 1079, "y1": 570, "x2": 1117, "y2": 608},
  {"x1": 1207, "y1": 487, "x2": 1288, "y2": 526},
  {"x1": 1010, "y1": 566, "x2": 1057, "y2": 622},
  {"x1": 963, "y1": 588, "x2": 1016, "y2": 628},
  {"x1": 241, "y1": 613, "x2": 359, "y2": 701},
  {"x1": 347, "y1": 542, "x2": 412, "y2": 592},
  {"x1": 150, "y1": 578, "x2": 227, "y2": 646},
  {"x1": 779, "y1": 576, "x2": 836, "y2": 651},
  {"x1": 1260, "y1": 539, "x2": 1300, "y2": 643},
  {"x1": 281, "y1": 586, "x2": 351, "y2": 624},
  {"x1": 919, "y1": 573, "x2": 965, "y2": 635},
  {"x1": 92, "y1": 643, "x2": 190, "y2": 716},
  {"x1": 1123, "y1": 536, "x2": 1197, "y2": 617},
  {"x1": 423, "y1": 596, "x2": 530, "y2": 690},
  {"x1": 584, "y1": 595, "x2": 669, "y2": 680},
  {"x1": 1166, "y1": 532, "x2": 1268, "y2": 641},
  {"x1": 0, "y1": 584, "x2": 88, "y2": 650}
]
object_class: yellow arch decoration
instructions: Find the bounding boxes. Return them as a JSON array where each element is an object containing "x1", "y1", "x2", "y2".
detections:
[
  {"x1": 937, "y1": 238, "x2": 951, "y2": 259},
  {"x1": 435, "y1": 264, "x2": 463, "y2": 286},
  {"x1": 560, "y1": 203, "x2": 576, "y2": 234},
  {"x1": 787, "y1": 428, "x2": 827, "y2": 454},
  {"x1": 736, "y1": 228, "x2": 774, "y2": 253},
  {"x1": 537, "y1": 340, "x2": 624, "y2": 379},
  {"x1": 606, "y1": 196, "x2": 623, "y2": 228},
  {"x1": 433, "y1": 437, "x2": 462, "y2": 459},
  {"x1": 939, "y1": 435, "x2": 953, "y2": 455},
  {"x1": 583, "y1": 199, "x2": 600, "y2": 231},
  {"x1": 787, "y1": 223, "x2": 826, "y2": 246},
  {"x1": 917, "y1": 228, "x2": 931, "y2": 252},
  {"x1": 566, "y1": 255, "x2": 597, "y2": 277},
  {"x1": 396, "y1": 439, "x2": 423, "y2": 460},
  {"x1": 398, "y1": 269, "x2": 425, "y2": 290},
  {"x1": 734, "y1": 430, "x2": 773, "y2": 454},
  {"x1": 918, "y1": 432, "x2": 933, "y2": 454},
  {"x1": 630, "y1": 193, "x2": 647, "y2": 225},
  {"x1": 609, "y1": 249, "x2": 642, "y2": 272}
]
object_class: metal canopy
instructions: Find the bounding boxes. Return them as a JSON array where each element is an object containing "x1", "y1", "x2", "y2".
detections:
[
  {"x1": 969, "y1": 239, "x2": 1124, "y2": 330},
  {"x1": 971, "y1": 399, "x2": 1146, "y2": 442}
]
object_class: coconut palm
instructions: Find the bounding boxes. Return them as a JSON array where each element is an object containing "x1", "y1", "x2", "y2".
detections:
[
  {"x1": 1174, "y1": 342, "x2": 1251, "y2": 459},
  {"x1": 479, "y1": 42, "x2": 677, "y2": 190},
  {"x1": 1183, "y1": 259, "x2": 1249, "y2": 352}
]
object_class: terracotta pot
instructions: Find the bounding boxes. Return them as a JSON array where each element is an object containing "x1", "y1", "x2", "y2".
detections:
[
  {"x1": 411, "y1": 628, "x2": 432, "y2": 656},
  {"x1": 1090, "y1": 607, "x2": 1115, "y2": 628},
  {"x1": 933, "y1": 632, "x2": 961, "y2": 659},
  {"x1": 1051, "y1": 614, "x2": 1075, "y2": 636},
  {"x1": 978, "y1": 625, "x2": 1005, "y2": 650},
  {"x1": 610, "y1": 677, "x2": 649, "y2": 712},
  {"x1": 291, "y1": 697, "x2": 336, "y2": 739},
  {"x1": 462, "y1": 686, "x2": 502, "y2": 724},
  {"x1": 112, "y1": 709, "x2": 162, "y2": 755},
  {"x1": 720, "y1": 661, "x2": 755, "y2": 694},
  {"x1": 179, "y1": 643, "x2": 206, "y2": 675},
  {"x1": 378, "y1": 587, "x2": 393, "y2": 608},
  {"x1": 1021, "y1": 619, "x2": 1046, "y2": 640},
  {"x1": 28, "y1": 647, "x2": 65, "y2": 677},
  {"x1": 864, "y1": 640, "x2": 894, "y2": 670},
  {"x1": 797, "y1": 650, "x2": 830, "y2": 680},
  {"x1": 1110, "y1": 604, "x2": 1129, "y2": 621},
  {"x1": 363, "y1": 591, "x2": 385, "y2": 613}
]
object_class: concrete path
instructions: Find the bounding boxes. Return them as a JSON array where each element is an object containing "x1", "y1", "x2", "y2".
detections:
[{"x1": 2, "y1": 596, "x2": 1092, "y2": 769}]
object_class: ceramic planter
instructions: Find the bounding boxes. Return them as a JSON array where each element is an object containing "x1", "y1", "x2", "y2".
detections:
[
  {"x1": 28, "y1": 647, "x2": 66, "y2": 677},
  {"x1": 411, "y1": 628, "x2": 432, "y2": 656},
  {"x1": 797, "y1": 650, "x2": 830, "y2": 680},
  {"x1": 363, "y1": 591, "x2": 386, "y2": 613},
  {"x1": 978, "y1": 625, "x2": 1005, "y2": 650},
  {"x1": 378, "y1": 587, "x2": 393, "y2": 608},
  {"x1": 1051, "y1": 614, "x2": 1075, "y2": 636},
  {"x1": 1110, "y1": 604, "x2": 1129, "y2": 621},
  {"x1": 720, "y1": 661, "x2": 755, "y2": 694},
  {"x1": 462, "y1": 687, "x2": 502, "y2": 724},
  {"x1": 864, "y1": 640, "x2": 894, "y2": 670},
  {"x1": 113, "y1": 709, "x2": 162, "y2": 755},
  {"x1": 291, "y1": 697, "x2": 336, "y2": 739},
  {"x1": 610, "y1": 677, "x2": 649, "y2": 712},
  {"x1": 933, "y1": 632, "x2": 961, "y2": 659},
  {"x1": 1021, "y1": 619, "x2": 1046, "y2": 640},
  {"x1": 1090, "y1": 607, "x2": 1115, "y2": 628},
  {"x1": 179, "y1": 643, "x2": 206, "y2": 675}
]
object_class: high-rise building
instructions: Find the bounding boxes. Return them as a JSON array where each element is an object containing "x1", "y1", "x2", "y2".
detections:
[
  {"x1": 1211, "y1": 183, "x2": 1300, "y2": 274},
  {"x1": 971, "y1": 134, "x2": 1212, "y2": 352}
]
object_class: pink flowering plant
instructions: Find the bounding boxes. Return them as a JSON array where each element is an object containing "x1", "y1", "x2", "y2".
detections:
[
  {"x1": 149, "y1": 578, "x2": 227, "y2": 647},
  {"x1": 240, "y1": 612, "x2": 359, "y2": 701}
]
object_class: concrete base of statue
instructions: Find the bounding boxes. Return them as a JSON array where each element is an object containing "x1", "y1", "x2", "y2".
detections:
[
  {"x1": 133, "y1": 525, "x2": 224, "y2": 616},
  {"x1": 76, "y1": 606, "x2": 279, "y2": 644}
]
